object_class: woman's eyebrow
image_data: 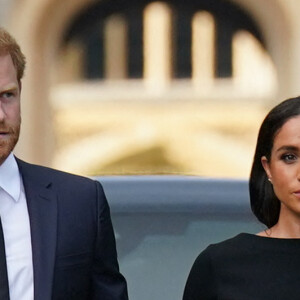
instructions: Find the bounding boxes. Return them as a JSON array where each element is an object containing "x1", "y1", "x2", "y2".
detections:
[{"x1": 276, "y1": 145, "x2": 299, "y2": 152}]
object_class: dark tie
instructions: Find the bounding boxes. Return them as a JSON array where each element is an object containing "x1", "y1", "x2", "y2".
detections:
[{"x1": 0, "y1": 218, "x2": 9, "y2": 299}]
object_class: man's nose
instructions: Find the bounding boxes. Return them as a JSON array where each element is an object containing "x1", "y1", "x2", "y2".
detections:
[{"x1": 0, "y1": 103, "x2": 6, "y2": 122}]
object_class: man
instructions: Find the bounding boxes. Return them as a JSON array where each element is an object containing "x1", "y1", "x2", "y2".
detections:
[{"x1": 0, "y1": 28, "x2": 128, "y2": 300}]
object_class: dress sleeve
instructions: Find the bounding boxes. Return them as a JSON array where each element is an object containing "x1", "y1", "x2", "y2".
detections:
[{"x1": 183, "y1": 246, "x2": 217, "y2": 300}]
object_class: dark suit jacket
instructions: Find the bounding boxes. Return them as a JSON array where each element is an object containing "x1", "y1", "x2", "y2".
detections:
[{"x1": 16, "y1": 158, "x2": 128, "y2": 300}]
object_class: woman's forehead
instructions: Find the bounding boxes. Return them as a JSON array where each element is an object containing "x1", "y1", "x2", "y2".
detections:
[{"x1": 273, "y1": 116, "x2": 300, "y2": 149}]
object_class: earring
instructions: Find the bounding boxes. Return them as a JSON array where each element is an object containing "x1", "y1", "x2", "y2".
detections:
[{"x1": 268, "y1": 178, "x2": 272, "y2": 183}]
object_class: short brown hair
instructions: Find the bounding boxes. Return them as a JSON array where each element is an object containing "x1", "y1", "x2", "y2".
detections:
[{"x1": 0, "y1": 27, "x2": 26, "y2": 81}]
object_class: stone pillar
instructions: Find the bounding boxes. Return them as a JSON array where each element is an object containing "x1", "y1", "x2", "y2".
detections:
[
  {"x1": 104, "y1": 14, "x2": 128, "y2": 79},
  {"x1": 192, "y1": 11, "x2": 215, "y2": 85},
  {"x1": 56, "y1": 41, "x2": 84, "y2": 83},
  {"x1": 143, "y1": 2, "x2": 172, "y2": 88},
  {"x1": 233, "y1": 30, "x2": 277, "y2": 94}
]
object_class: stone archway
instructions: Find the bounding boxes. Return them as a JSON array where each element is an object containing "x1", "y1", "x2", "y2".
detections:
[
  {"x1": 230, "y1": 0, "x2": 293, "y2": 98},
  {"x1": 7, "y1": 0, "x2": 295, "y2": 166}
]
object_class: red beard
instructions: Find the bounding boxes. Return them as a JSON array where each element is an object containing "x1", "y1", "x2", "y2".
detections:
[{"x1": 0, "y1": 121, "x2": 20, "y2": 165}]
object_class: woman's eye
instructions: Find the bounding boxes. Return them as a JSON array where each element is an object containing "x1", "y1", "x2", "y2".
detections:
[{"x1": 281, "y1": 154, "x2": 297, "y2": 163}]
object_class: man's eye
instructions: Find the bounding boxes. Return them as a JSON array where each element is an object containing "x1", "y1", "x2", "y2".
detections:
[
  {"x1": 281, "y1": 153, "x2": 297, "y2": 163},
  {"x1": 2, "y1": 92, "x2": 14, "y2": 98}
]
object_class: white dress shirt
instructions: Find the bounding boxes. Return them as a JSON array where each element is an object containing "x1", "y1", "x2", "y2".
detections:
[{"x1": 0, "y1": 153, "x2": 34, "y2": 300}]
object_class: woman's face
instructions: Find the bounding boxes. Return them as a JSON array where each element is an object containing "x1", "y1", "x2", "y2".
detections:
[{"x1": 262, "y1": 115, "x2": 300, "y2": 218}]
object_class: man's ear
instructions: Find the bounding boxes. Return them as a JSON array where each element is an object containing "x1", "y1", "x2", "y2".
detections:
[{"x1": 261, "y1": 156, "x2": 271, "y2": 180}]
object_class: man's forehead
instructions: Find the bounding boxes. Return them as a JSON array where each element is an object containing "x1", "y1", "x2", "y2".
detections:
[
  {"x1": 0, "y1": 51, "x2": 12, "y2": 63},
  {"x1": 0, "y1": 52, "x2": 14, "y2": 65},
  {"x1": 0, "y1": 54, "x2": 19, "y2": 88}
]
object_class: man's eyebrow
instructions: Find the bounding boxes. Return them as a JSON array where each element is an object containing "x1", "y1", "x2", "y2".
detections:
[
  {"x1": 0, "y1": 85, "x2": 19, "y2": 93},
  {"x1": 276, "y1": 145, "x2": 299, "y2": 152}
]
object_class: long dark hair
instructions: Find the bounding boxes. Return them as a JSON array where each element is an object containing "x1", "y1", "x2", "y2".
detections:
[{"x1": 250, "y1": 96, "x2": 300, "y2": 228}]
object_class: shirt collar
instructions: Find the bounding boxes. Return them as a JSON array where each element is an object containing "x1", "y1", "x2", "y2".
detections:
[{"x1": 0, "y1": 153, "x2": 21, "y2": 202}]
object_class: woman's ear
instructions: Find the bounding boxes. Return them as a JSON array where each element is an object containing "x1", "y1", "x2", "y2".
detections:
[{"x1": 261, "y1": 156, "x2": 271, "y2": 180}]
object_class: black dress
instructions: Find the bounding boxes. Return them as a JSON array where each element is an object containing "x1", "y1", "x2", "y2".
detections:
[{"x1": 183, "y1": 233, "x2": 300, "y2": 300}]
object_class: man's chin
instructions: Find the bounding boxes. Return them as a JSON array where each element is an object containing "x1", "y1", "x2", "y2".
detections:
[
  {"x1": 0, "y1": 139, "x2": 19, "y2": 165},
  {"x1": 0, "y1": 153, "x2": 11, "y2": 165}
]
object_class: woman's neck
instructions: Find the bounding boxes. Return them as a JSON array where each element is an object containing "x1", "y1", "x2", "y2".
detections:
[{"x1": 258, "y1": 207, "x2": 300, "y2": 238}]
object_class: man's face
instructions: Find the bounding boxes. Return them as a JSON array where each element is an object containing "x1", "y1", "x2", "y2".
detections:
[{"x1": 0, "y1": 54, "x2": 21, "y2": 165}]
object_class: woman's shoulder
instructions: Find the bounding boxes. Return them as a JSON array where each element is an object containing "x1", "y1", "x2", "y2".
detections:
[
  {"x1": 207, "y1": 233, "x2": 254, "y2": 253},
  {"x1": 186, "y1": 234, "x2": 254, "y2": 290},
  {"x1": 205, "y1": 232, "x2": 300, "y2": 260},
  {"x1": 200, "y1": 234, "x2": 238, "y2": 256},
  {"x1": 188, "y1": 233, "x2": 267, "y2": 276}
]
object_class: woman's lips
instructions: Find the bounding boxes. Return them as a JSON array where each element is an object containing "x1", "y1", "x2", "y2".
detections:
[{"x1": 293, "y1": 191, "x2": 300, "y2": 198}]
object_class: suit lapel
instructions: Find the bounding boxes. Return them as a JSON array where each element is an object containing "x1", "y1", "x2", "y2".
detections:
[{"x1": 17, "y1": 159, "x2": 57, "y2": 300}]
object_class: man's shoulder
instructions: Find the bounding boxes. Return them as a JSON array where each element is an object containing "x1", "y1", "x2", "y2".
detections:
[{"x1": 16, "y1": 157, "x2": 96, "y2": 186}]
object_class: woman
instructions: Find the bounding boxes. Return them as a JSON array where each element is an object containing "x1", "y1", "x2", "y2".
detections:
[{"x1": 183, "y1": 96, "x2": 300, "y2": 300}]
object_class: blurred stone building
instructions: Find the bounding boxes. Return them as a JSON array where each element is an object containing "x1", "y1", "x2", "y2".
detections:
[{"x1": 1, "y1": 0, "x2": 299, "y2": 177}]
